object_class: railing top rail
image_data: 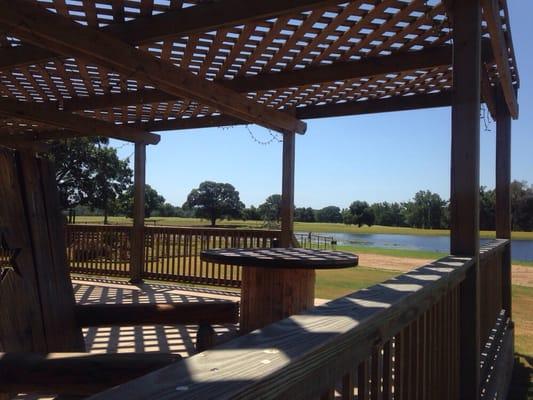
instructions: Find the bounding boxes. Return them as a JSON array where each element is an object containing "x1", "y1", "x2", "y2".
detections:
[
  {"x1": 65, "y1": 224, "x2": 132, "y2": 232},
  {"x1": 66, "y1": 224, "x2": 281, "y2": 236},
  {"x1": 88, "y1": 254, "x2": 474, "y2": 400},
  {"x1": 144, "y1": 226, "x2": 281, "y2": 236},
  {"x1": 479, "y1": 238, "x2": 510, "y2": 261}
]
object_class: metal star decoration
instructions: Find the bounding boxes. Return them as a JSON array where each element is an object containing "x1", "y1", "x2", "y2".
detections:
[{"x1": 0, "y1": 231, "x2": 21, "y2": 282}]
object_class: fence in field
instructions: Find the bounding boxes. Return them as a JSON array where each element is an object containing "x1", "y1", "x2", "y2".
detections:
[
  {"x1": 65, "y1": 224, "x2": 280, "y2": 287},
  {"x1": 294, "y1": 232, "x2": 337, "y2": 250},
  {"x1": 92, "y1": 239, "x2": 513, "y2": 400}
]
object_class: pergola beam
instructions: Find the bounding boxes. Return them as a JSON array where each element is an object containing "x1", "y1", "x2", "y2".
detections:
[
  {"x1": 138, "y1": 92, "x2": 452, "y2": 132},
  {"x1": 0, "y1": 1, "x2": 306, "y2": 135},
  {"x1": 61, "y1": 42, "x2": 491, "y2": 114},
  {"x1": 0, "y1": 0, "x2": 340, "y2": 72},
  {"x1": 0, "y1": 98, "x2": 160, "y2": 144},
  {"x1": 481, "y1": 0, "x2": 519, "y2": 119}
]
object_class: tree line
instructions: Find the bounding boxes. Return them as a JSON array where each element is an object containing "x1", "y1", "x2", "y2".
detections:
[{"x1": 53, "y1": 139, "x2": 533, "y2": 231}]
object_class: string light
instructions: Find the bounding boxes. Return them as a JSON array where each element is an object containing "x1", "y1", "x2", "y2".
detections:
[
  {"x1": 245, "y1": 125, "x2": 282, "y2": 146},
  {"x1": 480, "y1": 103, "x2": 493, "y2": 132}
]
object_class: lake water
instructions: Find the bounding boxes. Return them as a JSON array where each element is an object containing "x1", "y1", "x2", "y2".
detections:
[{"x1": 301, "y1": 232, "x2": 533, "y2": 261}]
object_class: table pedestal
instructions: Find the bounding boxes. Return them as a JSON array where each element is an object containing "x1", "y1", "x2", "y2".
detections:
[{"x1": 240, "y1": 267, "x2": 315, "y2": 333}]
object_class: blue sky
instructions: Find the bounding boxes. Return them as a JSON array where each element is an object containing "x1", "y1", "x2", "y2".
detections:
[{"x1": 113, "y1": 2, "x2": 532, "y2": 210}]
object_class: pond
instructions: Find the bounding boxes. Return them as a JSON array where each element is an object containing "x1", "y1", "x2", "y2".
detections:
[{"x1": 300, "y1": 232, "x2": 533, "y2": 262}]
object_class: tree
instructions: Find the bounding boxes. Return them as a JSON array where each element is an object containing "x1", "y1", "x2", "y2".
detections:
[
  {"x1": 347, "y1": 201, "x2": 375, "y2": 227},
  {"x1": 258, "y1": 194, "x2": 282, "y2": 222},
  {"x1": 119, "y1": 184, "x2": 166, "y2": 219},
  {"x1": 479, "y1": 186, "x2": 496, "y2": 230},
  {"x1": 183, "y1": 181, "x2": 244, "y2": 226},
  {"x1": 89, "y1": 146, "x2": 132, "y2": 224},
  {"x1": 153, "y1": 203, "x2": 179, "y2": 217},
  {"x1": 371, "y1": 202, "x2": 405, "y2": 227},
  {"x1": 403, "y1": 190, "x2": 446, "y2": 229},
  {"x1": 315, "y1": 206, "x2": 342, "y2": 223},
  {"x1": 48, "y1": 137, "x2": 132, "y2": 223},
  {"x1": 242, "y1": 206, "x2": 262, "y2": 221},
  {"x1": 295, "y1": 207, "x2": 315, "y2": 222}
]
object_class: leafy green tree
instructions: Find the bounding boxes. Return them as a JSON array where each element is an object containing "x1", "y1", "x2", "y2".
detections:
[
  {"x1": 155, "y1": 203, "x2": 181, "y2": 217},
  {"x1": 371, "y1": 202, "x2": 406, "y2": 227},
  {"x1": 119, "y1": 184, "x2": 166, "y2": 219},
  {"x1": 48, "y1": 137, "x2": 132, "y2": 224},
  {"x1": 295, "y1": 207, "x2": 315, "y2": 222},
  {"x1": 258, "y1": 194, "x2": 282, "y2": 222},
  {"x1": 89, "y1": 146, "x2": 132, "y2": 224},
  {"x1": 403, "y1": 190, "x2": 446, "y2": 229},
  {"x1": 347, "y1": 201, "x2": 375, "y2": 227},
  {"x1": 315, "y1": 206, "x2": 342, "y2": 223},
  {"x1": 242, "y1": 206, "x2": 262, "y2": 221},
  {"x1": 183, "y1": 181, "x2": 244, "y2": 226},
  {"x1": 479, "y1": 186, "x2": 496, "y2": 230}
]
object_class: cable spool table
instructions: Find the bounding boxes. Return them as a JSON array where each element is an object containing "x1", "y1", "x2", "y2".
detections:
[{"x1": 200, "y1": 248, "x2": 358, "y2": 333}]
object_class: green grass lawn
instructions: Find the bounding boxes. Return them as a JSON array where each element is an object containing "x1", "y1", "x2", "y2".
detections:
[
  {"x1": 73, "y1": 216, "x2": 533, "y2": 240},
  {"x1": 336, "y1": 244, "x2": 446, "y2": 259},
  {"x1": 315, "y1": 267, "x2": 399, "y2": 299}
]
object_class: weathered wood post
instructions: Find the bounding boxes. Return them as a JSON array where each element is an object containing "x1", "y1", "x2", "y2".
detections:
[
  {"x1": 495, "y1": 90, "x2": 512, "y2": 318},
  {"x1": 450, "y1": 0, "x2": 481, "y2": 398},
  {"x1": 280, "y1": 131, "x2": 295, "y2": 247},
  {"x1": 130, "y1": 142, "x2": 146, "y2": 283}
]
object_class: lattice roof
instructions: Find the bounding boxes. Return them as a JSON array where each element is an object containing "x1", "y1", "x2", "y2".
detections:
[{"x1": 0, "y1": 0, "x2": 520, "y2": 142}]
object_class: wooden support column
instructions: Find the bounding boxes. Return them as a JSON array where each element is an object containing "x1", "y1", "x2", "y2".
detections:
[
  {"x1": 130, "y1": 143, "x2": 146, "y2": 283},
  {"x1": 280, "y1": 132, "x2": 295, "y2": 247},
  {"x1": 450, "y1": 0, "x2": 481, "y2": 398},
  {"x1": 495, "y1": 90, "x2": 512, "y2": 318}
]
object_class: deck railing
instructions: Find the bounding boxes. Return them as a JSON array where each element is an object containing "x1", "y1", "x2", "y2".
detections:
[
  {"x1": 90, "y1": 240, "x2": 512, "y2": 400},
  {"x1": 65, "y1": 224, "x2": 280, "y2": 287},
  {"x1": 294, "y1": 232, "x2": 336, "y2": 250}
]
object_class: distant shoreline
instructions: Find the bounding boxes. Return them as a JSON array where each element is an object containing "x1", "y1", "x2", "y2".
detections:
[{"x1": 72, "y1": 216, "x2": 533, "y2": 240}]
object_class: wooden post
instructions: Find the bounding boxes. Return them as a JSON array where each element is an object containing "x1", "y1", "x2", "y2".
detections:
[
  {"x1": 495, "y1": 90, "x2": 512, "y2": 318},
  {"x1": 450, "y1": 1, "x2": 481, "y2": 399},
  {"x1": 280, "y1": 132, "x2": 295, "y2": 247},
  {"x1": 130, "y1": 143, "x2": 146, "y2": 283}
]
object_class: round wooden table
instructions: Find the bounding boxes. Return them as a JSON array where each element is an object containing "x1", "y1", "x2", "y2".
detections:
[{"x1": 200, "y1": 248, "x2": 358, "y2": 333}]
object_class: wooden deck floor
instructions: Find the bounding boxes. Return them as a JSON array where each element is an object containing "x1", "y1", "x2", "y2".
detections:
[
  {"x1": 72, "y1": 276, "x2": 240, "y2": 358},
  {"x1": 14, "y1": 276, "x2": 330, "y2": 399}
]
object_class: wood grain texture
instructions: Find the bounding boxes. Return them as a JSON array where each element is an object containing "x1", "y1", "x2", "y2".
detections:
[
  {"x1": 87, "y1": 255, "x2": 473, "y2": 400},
  {"x1": 0, "y1": 352, "x2": 181, "y2": 395},
  {"x1": 0, "y1": 98, "x2": 159, "y2": 144},
  {"x1": 130, "y1": 143, "x2": 146, "y2": 283},
  {"x1": 200, "y1": 248, "x2": 357, "y2": 269},
  {"x1": 0, "y1": 149, "x2": 84, "y2": 354},
  {"x1": 0, "y1": 0, "x2": 306, "y2": 135},
  {"x1": 0, "y1": 149, "x2": 47, "y2": 353},
  {"x1": 240, "y1": 267, "x2": 315, "y2": 333},
  {"x1": 280, "y1": 132, "x2": 296, "y2": 247},
  {"x1": 495, "y1": 91, "x2": 512, "y2": 318},
  {"x1": 450, "y1": 1, "x2": 482, "y2": 398},
  {"x1": 75, "y1": 302, "x2": 239, "y2": 327},
  {"x1": 481, "y1": 0, "x2": 519, "y2": 118},
  {"x1": 0, "y1": 0, "x2": 341, "y2": 72},
  {"x1": 0, "y1": 0, "x2": 518, "y2": 137},
  {"x1": 139, "y1": 92, "x2": 453, "y2": 132},
  {"x1": 17, "y1": 152, "x2": 85, "y2": 351}
]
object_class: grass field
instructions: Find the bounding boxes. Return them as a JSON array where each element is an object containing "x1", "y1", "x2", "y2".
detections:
[
  {"x1": 336, "y1": 244, "x2": 446, "y2": 260},
  {"x1": 74, "y1": 216, "x2": 533, "y2": 240}
]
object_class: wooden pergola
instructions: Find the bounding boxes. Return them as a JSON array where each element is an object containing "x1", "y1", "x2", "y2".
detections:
[{"x1": 0, "y1": 0, "x2": 520, "y2": 399}]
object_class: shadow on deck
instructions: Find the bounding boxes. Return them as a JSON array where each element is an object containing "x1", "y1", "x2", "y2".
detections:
[{"x1": 72, "y1": 276, "x2": 240, "y2": 358}]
